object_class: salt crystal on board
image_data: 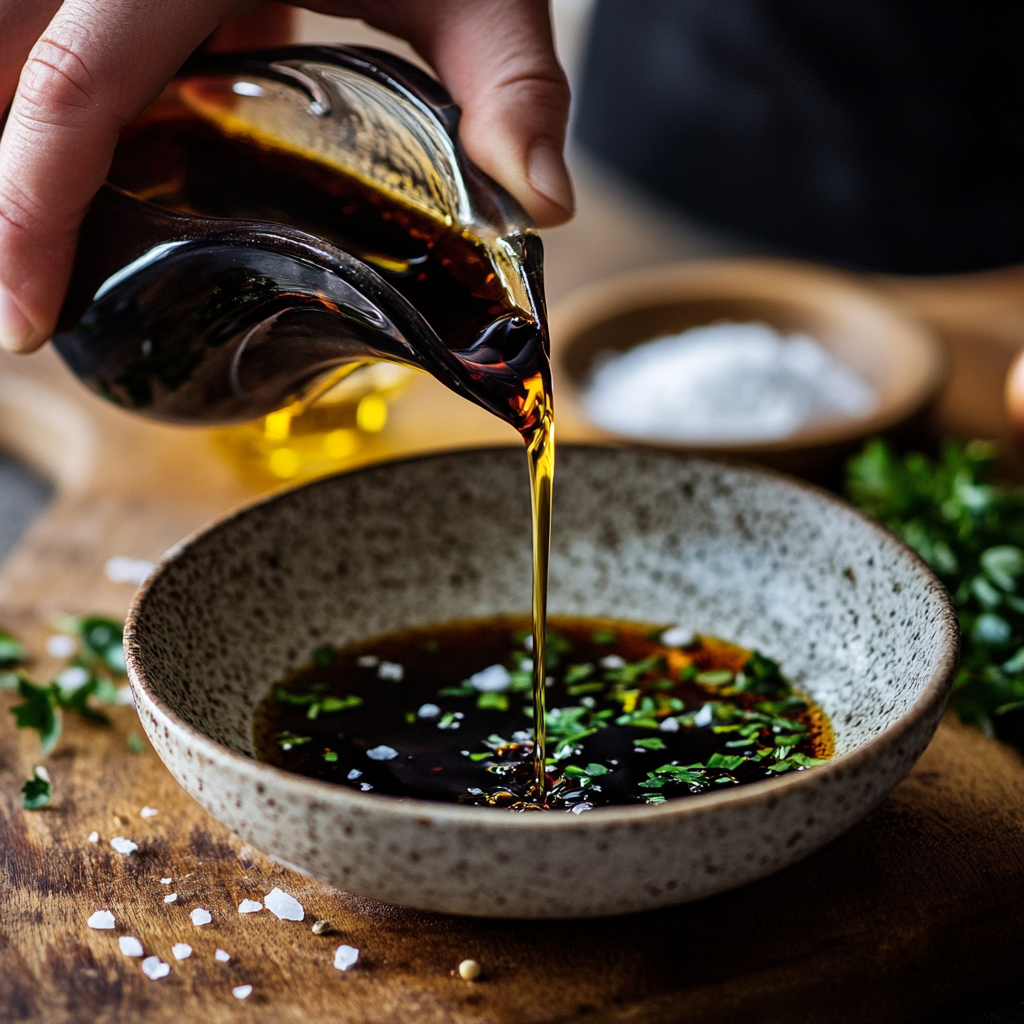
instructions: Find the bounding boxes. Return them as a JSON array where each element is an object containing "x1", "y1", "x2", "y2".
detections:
[
  {"x1": 111, "y1": 837, "x2": 138, "y2": 855},
  {"x1": 46, "y1": 634, "x2": 76, "y2": 658},
  {"x1": 190, "y1": 908, "x2": 212, "y2": 926},
  {"x1": 366, "y1": 745, "x2": 398, "y2": 761},
  {"x1": 377, "y1": 661, "x2": 403, "y2": 681},
  {"x1": 238, "y1": 899, "x2": 263, "y2": 914},
  {"x1": 356, "y1": 655, "x2": 378, "y2": 667},
  {"x1": 347, "y1": 769, "x2": 362, "y2": 780},
  {"x1": 160, "y1": 878, "x2": 172, "y2": 884},
  {"x1": 118, "y1": 937, "x2": 144, "y2": 957},
  {"x1": 360, "y1": 782, "x2": 373, "y2": 791},
  {"x1": 141, "y1": 956, "x2": 170, "y2": 980},
  {"x1": 87, "y1": 910, "x2": 115, "y2": 930},
  {"x1": 140, "y1": 807, "x2": 158, "y2": 818},
  {"x1": 693, "y1": 704, "x2": 714, "y2": 728},
  {"x1": 599, "y1": 655, "x2": 626, "y2": 669},
  {"x1": 659, "y1": 717, "x2": 680, "y2": 733},
  {"x1": 172, "y1": 943, "x2": 192, "y2": 960},
  {"x1": 232, "y1": 985, "x2": 253, "y2": 1000},
  {"x1": 334, "y1": 945, "x2": 360, "y2": 971},
  {"x1": 263, "y1": 888, "x2": 304, "y2": 921},
  {"x1": 215, "y1": 949, "x2": 231, "y2": 962},
  {"x1": 87, "y1": 831, "x2": 99, "y2": 843},
  {"x1": 417, "y1": 703, "x2": 441, "y2": 719}
]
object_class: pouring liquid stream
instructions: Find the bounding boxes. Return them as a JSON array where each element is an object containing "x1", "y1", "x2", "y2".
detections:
[{"x1": 102, "y1": 76, "x2": 557, "y2": 802}]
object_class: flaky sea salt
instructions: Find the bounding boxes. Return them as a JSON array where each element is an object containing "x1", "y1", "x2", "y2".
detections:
[
  {"x1": 190, "y1": 908, "x2": 212, "y2": 926},
  {"x1": 347, "y1": 769, "x2": 362, "y2": 780},
  {"x1": 172, "y1": 943, "x2": 192, "y2": 960},
  {"x1": 56, "y1": 666, "x2": 89, "y2": 693},
  {"x1": 116, "y1": 685, "x2": 135, "y2": 706},
  {"x1": 377, "y1": 661, "x2": 403, "y2": 681},
  {"x1": 693, "y1": 704, "x2": 714, "y2": 728},
  {"x1": 660, "y1": 626, "x2": 695, "y2": 648},
  {"x1": 164, "y1": 893, "x2": 178, "y2": 903},
  {"x1": 119, "y1": 936, "x2": 144, "y2": 957},
  {"x1": 264, "y1": 888, "x2": 304, "y2": 921},
  {"x1": 140, "y1": 807, "x2": 158, "y2": 818},
  {"x1": 583, "y1": 321, "x2": 877, "y2": 443},
  {"x1": 87, "y1": 910, "x2": 115, "y2": 929},
  {"x1": 600, "y1": 655, "x2": 626, "y2": 669},
  {"x1": 356, "y1": 655, "x2": 378, "y2": 667},
  {"x1": 366, "y1": 745, "x2": 398, "y2": 761},
  {"x1": 334, "y1": 945, "x2": 360, "y2": 971},
  {"x1": 238, "y1": 899, "x2": 263, "y2": 914},
  {"x1": 105, "y1": 556, "x2": 155, "y2": 586},
  {"x1": 659, "y1": 716, "x2": 681, "y2": 732},
  {"x1": 215, "y1": 949, "x2": 231, "y2": 962},
  {"x1": 111, "y1": 837, "x2": 138, "y2": 855},
  {"x1": 232, "y1": 985, "x2": 253, "y2": 1000},
  {"x1": 141, "y1": 956, "x2": 170, "y2": 980},
  {"x1": 469, "y1": 664, "x2": 511, "y2": 693},
  {"x1": 160, "y1": 878, "x2": 172, "y2": 884},
  {"x1": 46, "y1": 634, "x2": 76, "y2": 658},
  {"x1": 417, "y1": 703, "x2": 441, "y2": 718},
  {"x1": 87, "y1": 831, "x2": 99, "y2": 843}
]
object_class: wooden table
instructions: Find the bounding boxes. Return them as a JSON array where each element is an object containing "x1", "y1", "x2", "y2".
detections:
[{"x1": 3, "y1": 259, "x2": 1024, "y2": 1023}]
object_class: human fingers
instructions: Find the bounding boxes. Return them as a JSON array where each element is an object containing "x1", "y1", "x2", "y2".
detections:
[
  {"x1": 1005, "y1": 348, "x2": 1024, "y2": 433},
  {"x1": 206, "y1": 1, "x2": 294, "y2": 52},
  {"x1": 0, "y1": 0, "x2": 63, "y2": 106},
  {"x1": 0, "y1": 0, "x2": 248, "y2": 353},
  {"x1": 334, "y1": 0, "x2": 574, "y2": 228}
]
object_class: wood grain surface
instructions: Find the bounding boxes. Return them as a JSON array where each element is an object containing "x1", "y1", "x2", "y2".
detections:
[{"x1": 1, "y1": 262, "x2": 1024, "y2": 1023}]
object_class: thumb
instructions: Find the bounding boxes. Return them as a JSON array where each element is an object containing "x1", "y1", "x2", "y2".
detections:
[{"x1": 396, "y1": 0, "x2": 574, "y2": 228}]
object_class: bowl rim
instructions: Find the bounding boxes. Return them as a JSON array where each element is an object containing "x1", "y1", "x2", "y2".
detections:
[
  {"x1": 125, "y1": 443, "x2": 960, "y2": 830},
  {"x1": 550, "y1": 257, "x2": 947, "y2": 454}
]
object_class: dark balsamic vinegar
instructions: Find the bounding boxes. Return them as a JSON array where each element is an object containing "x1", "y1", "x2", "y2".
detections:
[
  {"x1": 253, "y1": 617, "x2": 833, "y2": 811},
  {"x1": 110, "y1": 80, "x2": 557, "y2": 797}
]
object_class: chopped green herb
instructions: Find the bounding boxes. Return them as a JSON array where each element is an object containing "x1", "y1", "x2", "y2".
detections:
[
  {"x1": 323, "y1": 750, "x2": 338, "y2": 762},
  {"x1": 0, "y1": 630, "x2": 28, "y2": 666},
  {"x1": 127, "y1": 731, "x2": 146, "y2": 753},
  {"x1": 10, "y1": 678, "x2": 61, "y2": 755},
  {"x1": 707, "y1": 752, "x2": 746, "y2": 770},
  {"x1": 591, "y1": 629, "x2": 617, "y2": 645},
  {"x1": 634, "y1": 737, "x2": 667, "y2": 751},
  {"x1": 696, "y1": 670, "x2": 733, "y2": 686},
  {"x1": 477, "y1": 691, "x2": 509, "y2": 711},
  {"x1": 21, "y1": 767, "x2": 51, "y2": 810},
  {"x1": 564, "y1": 663, "x2": 594, "y2": 685},
  {"x1": 276, "y1": 731, "x2": 312, "y2": 748},
  {"x1": 313, "y1": 643, "x2": 335, "y2": 667}
]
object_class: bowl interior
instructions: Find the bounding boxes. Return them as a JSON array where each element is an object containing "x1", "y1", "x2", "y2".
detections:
[
  {"x1": 132, "y1": 447, "x2": 953, "y2": 771},
  {"x1": 553, "y1": 260, "x2": 944, "y2": 451}
]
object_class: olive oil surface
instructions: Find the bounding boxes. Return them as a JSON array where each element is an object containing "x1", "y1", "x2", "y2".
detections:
[{"x1": 253, "y1": 616, "x2": 833, "y2": 811}]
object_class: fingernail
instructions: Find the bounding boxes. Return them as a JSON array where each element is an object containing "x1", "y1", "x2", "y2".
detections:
[
  {"x1": 0, "y1": 287, "x2": 36, "y2": 352},
  {"x1": 527, "y1": 142, "x2": 574, "y2": 216}
]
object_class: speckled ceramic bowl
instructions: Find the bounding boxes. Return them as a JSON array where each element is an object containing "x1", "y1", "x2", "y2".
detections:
[{"x1": 126, "y1": 446, "x2": 958, "y2": 918}]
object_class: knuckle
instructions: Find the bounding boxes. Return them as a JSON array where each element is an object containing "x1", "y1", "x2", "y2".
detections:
[{"x1": 17, "y1": 35, "x2": 99, "y2": 126}]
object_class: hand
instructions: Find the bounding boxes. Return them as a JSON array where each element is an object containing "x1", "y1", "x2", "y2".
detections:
[{"x1": 0, "y1": 0, "x2": 572, "y2": 353}]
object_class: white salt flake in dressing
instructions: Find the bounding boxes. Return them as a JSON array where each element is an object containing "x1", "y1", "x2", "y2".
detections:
[
  {"x1": 334, "y1": 944, "x2": 360, "y2": 971},
  {"x1": 347, "y1": 769, "x2": 362, "y2": 780},
  {"x1": 366, "y1": 745, "x2": 398, "y2": 761},
  {"x1": 377, "y1": 661, "x2": 403, "y2": 680},
  {"x1": 238, "y1": 899, "x2": 263, "y2": 914},
  {"x1": 233, "y1": 985, "x2": 253, "y2": 1000},
  {"x1": 660, "y1": 626, "x2": 695, "y2": 648},
  {"x1": 164, "y1": 894, "x2": 178, "y2": 903},
  {"x1": 190, "y1": 908, "x2": 212, "y2": 926},
  {"x1": 693, "y1": 704, "x2": 714, "y2": 728},
  {"x1": 119, "y1": 936, "x2": 144, "y2": 957},
  {"x1": 111, "y1": 837, "x2": 138, "y2": 855},
  {"x1": 360, "y1": 782, "x2": 373, "y2": 791},
  {"x1": 140, "y1": 807, "x2": 158, "y2": 818},
  {"x1": 56, "y1": 666, "x2": 89, "y2": 693},
  {"x1": 356, "y1": 655, "x2": 379, "y2": 668},
  {"x1": 659, "y1": 717, "x2": 681, "y2": 733},
  {"x1": 417, "y1": 703, "x2": 441, "y2": 719},
  {"x1": 215, "y1": 949, "x2": 231, "y2": 962},
  {"x1": 87, "y1": 831, "x2": 99, "y2": 843},
  {"x1": 583, "y1": 321, "x2": 877, "y2": 443},
  {"x1": 141, "y1": 956, "x2": 170, "y2": 980},
  {"x1": 599, "y1": 655, "x2": 626, "y2": 669},
  {"x1": 87, "y1": 910, "x2": 115, "y2": 929},
  {"x1": 469, "y1": 664, "x2": 511, "y2": 692},
  {"x1": 264, "y1": 887, "x2": 304, "y2": 921},
  {"x1": 160, "y1": 877, "x2": 172, "y2": 884},
  {"x1": 172, "y1": 943, "x2": 192, "y2": 960},
  {"x1": 571, "y1": 803, "x2": 594, "y2": 814},
  {"x1": 46, "y1": 634, "x2": 76, "y2": 658}
]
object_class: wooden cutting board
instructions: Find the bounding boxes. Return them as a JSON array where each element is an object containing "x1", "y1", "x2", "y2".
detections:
[{"x1": 3, "y1": 266, "x2": 1024, "y2": 1024}]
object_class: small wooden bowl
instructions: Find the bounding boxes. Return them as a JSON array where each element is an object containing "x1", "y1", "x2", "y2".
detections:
[{"x1": 552, "y1": 259, "x2": 945, "y2": 472}]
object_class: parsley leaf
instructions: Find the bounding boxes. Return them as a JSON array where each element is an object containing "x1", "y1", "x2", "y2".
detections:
[{"x1": 21, "y1": 767, "x2": 52, "y2": 810}]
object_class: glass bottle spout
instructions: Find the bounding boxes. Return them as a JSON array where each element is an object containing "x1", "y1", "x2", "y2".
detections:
[{"x1": 53, "y1": 46, "x2": 549, "y2": 432}]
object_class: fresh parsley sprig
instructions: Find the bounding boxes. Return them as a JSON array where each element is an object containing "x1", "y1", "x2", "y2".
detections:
[{"x1": 846, "y1": 438, "x2": 1024, "y2": 740}]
